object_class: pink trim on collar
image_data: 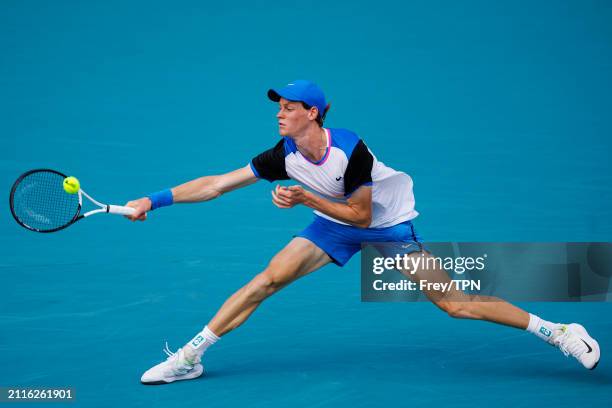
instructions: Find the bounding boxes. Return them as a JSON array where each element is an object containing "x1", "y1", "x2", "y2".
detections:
[{"x1": 304, "y1": 128, "x2": 331, "y2": 166}]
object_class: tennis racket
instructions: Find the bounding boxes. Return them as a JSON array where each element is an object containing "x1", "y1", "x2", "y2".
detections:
[{"x1": 9, "y1": 168, "x2": 136, "y2": 233}]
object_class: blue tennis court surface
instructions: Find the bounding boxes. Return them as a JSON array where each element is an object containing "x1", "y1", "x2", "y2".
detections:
[{"x1": 1, "y1": 1, "x2": 611, "y2": 407}]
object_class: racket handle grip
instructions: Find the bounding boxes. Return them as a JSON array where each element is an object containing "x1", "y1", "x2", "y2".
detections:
[{"x1": 108, "y1": 205, "x2": 136, "y2": 216}]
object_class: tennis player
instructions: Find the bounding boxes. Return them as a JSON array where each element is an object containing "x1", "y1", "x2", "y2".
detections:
[{"x1": 126, "y1": 80, "x2": 600, "y2": 385}]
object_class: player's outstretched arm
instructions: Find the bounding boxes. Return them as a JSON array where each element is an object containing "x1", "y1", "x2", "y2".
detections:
[
  {"x1": 173, "y1": 165, "x2": 258, "y2": 203},
  {"x1": 125, "y1": 165, "x2": 258, "y2": 221}
]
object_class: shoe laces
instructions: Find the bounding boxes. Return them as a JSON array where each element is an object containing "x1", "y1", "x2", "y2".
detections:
[
  {"x1": 554, "y1": 326, "x2": 586, "y2": 358},
  {"x1": 162, "y1": 342, "x2": 193, "y2": 373},
  {"x1": 163, "y1": 342, "x2": 177, "y2": 359}
]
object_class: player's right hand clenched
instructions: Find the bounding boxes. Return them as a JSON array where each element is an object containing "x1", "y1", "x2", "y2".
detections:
[{"x1": 124, "y1": 197, "x2": 151, "y2": 221}]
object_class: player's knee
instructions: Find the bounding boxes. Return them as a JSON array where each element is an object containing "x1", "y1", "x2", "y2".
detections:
[
  {"x1": 246, "y1": 267, "x2": 289, "y2": 301},
  {"x1": 245, "y1": 274, "x2": 275, "y2": 301},
  {"x1": 445, "y1": 303, "x2": 465, "y2": 319},
  {"x1": 438, "y1": 300, "x2": 471, "y2": 319}
]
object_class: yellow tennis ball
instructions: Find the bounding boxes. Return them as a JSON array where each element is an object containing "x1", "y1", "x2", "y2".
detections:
[{"x1": 63, "y1": 176, "x2": 80, "y2": 194}]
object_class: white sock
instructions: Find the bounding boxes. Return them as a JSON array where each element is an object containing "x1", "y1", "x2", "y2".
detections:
[
  {"x1": 183, "y1": 326, "x2": 220, "y2": 363},
  {"x1": 526, "y1": 313, "x2": 560, "y2": 343}
]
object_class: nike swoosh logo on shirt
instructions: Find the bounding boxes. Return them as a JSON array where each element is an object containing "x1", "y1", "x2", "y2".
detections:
[
  {"x1": 582, "y1": 339, "x2": 593, "y2": 353},
  {"x1": 336, "y1": 176, "x2": 342, "y2": 181}
]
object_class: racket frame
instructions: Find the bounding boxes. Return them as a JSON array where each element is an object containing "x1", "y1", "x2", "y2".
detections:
[{"x1": 9, "y1": 168, "x2": 135, "y2": 233}]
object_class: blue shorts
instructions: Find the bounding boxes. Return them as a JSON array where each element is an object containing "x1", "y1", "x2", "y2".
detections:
[{"x1": 297, "y1": 216, "x2": 423, "y2": 266}]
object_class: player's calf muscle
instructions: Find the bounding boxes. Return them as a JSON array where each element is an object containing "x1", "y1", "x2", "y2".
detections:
[{"x1": 209, "y1": 265, "x2": 302, "y2": 334}]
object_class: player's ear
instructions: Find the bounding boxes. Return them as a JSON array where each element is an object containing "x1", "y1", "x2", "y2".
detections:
[{"x1": 308, "y1": 106, "x2": 319, "y2": 121}]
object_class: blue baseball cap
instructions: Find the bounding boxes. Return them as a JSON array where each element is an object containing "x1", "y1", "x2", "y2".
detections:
[{"x1": 267, "y1": 80, "x2": 328, "y2": 117}]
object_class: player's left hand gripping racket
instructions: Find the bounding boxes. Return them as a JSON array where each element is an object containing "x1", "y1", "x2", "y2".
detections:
[{"x1": 9, "y1": 168, "x2": 135, "y2": 233}]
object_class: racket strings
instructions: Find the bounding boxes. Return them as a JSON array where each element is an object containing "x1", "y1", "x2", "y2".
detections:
[{"x1": 11, "y1": 171, "x2": 80, "y2": 231}]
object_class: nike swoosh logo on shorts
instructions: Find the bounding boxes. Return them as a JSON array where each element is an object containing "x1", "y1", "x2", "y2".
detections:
[{"x1": 581, "y1": 339, "x2": 593, "y2": 353}]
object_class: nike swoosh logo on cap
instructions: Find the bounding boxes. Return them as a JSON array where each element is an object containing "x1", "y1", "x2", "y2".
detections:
[{"x1": 581, "y1": 339, "x2": 593, "y2": 353}]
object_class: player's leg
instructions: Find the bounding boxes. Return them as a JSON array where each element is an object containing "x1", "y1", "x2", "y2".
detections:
[
  {"x1": 400, "y1": 249, "x2": 600, "y2": 369},
  {"x1": 140, "y1": 237, "x2": 332, "y2": 384},
  {"x1": 398, "y1": 249, "x2": 528, "y2": 327},
  {"x1": 208, "y1": 237, "x2": 332, "y2": 336}
]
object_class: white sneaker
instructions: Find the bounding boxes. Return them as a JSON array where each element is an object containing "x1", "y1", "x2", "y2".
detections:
[
  {"x1": 140, "y1": 342, "x2": 204, "y2": 385},
  {"x1": 552, "y1": 323, "x2": 600, "y2": 370}
]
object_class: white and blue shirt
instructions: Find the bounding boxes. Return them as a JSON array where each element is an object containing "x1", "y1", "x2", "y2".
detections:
[{"x1": 250, "y1": 128, "x2": 418, "y2": 228}]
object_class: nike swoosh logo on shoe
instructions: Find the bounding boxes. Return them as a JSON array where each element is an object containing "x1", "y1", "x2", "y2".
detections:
[{"x1": 581, "y1": 339, "x2": 593, "y2": 353}]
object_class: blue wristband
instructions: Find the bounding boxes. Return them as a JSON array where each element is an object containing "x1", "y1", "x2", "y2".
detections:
[{"x1": 147, "y1": 189, "x2": 174, "y2": 210}]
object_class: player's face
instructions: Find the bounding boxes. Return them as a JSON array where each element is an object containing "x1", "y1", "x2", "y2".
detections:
[{"x1": 276, "y1": 98, "x2": 312, "y2": 136}]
